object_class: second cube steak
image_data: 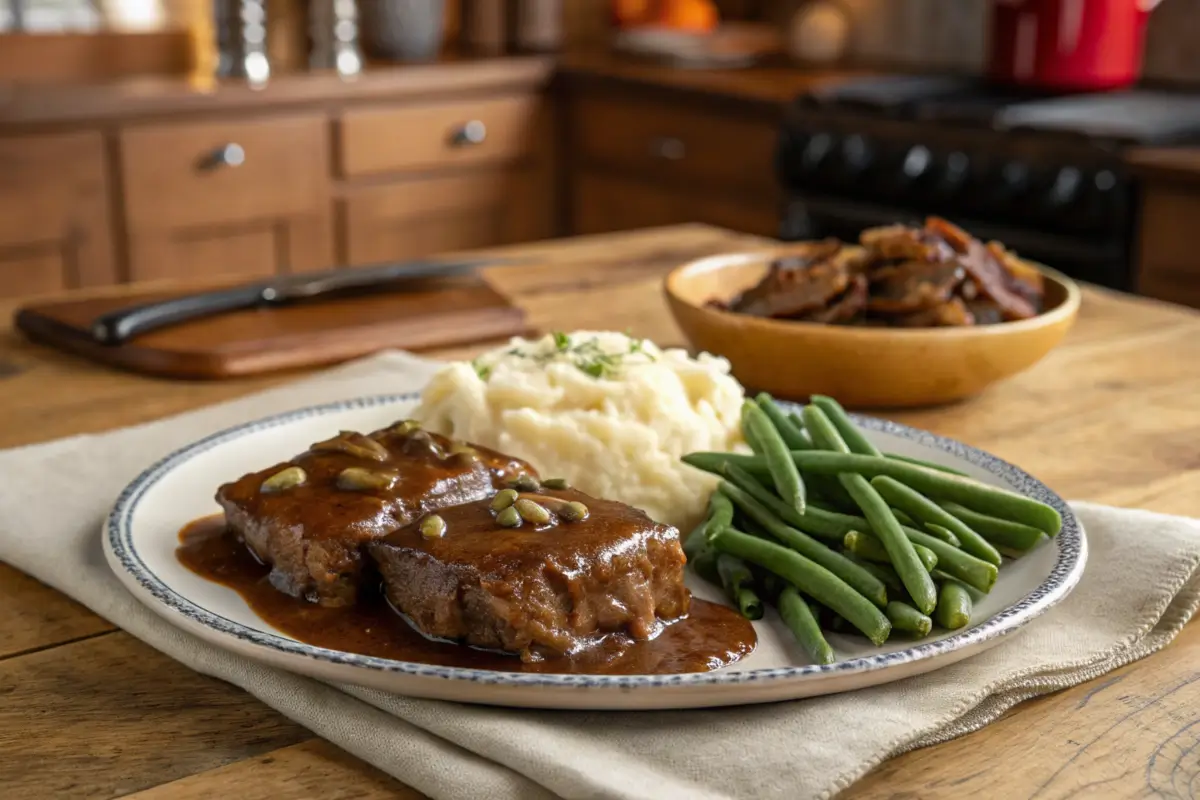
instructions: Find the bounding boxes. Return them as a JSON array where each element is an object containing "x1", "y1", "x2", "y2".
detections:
[
  {"x1": 216, "y1": 422, "x2": 536, "y2": 607},
  {"x1": 367, "y1": 488, "x2": 690, "y2": 662}
]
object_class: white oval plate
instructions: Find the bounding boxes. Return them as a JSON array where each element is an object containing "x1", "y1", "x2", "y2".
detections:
[{"x1": 104, "y1": 394, "x2": 1086, "y2": 710}]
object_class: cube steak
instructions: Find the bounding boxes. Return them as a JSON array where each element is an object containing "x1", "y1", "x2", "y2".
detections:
[{"x1": 216, "y1": 422, "x2": 536, "y2": 607}]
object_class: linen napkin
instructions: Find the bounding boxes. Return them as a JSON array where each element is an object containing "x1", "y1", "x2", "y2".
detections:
[{"x1": 2, "y1": 350, "x2": 1199, "y2": 800}]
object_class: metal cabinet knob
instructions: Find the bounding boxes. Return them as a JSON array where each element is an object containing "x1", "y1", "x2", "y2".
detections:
[
  {"x1": 450, "y1": 120, "x2": 487, "y2": 147},
  {"x1": 651, "y1": 136, "x2": 686, "y2": 161},
  {"x1": 198, "y1": 143, "x2": 246, "y2": 171}
]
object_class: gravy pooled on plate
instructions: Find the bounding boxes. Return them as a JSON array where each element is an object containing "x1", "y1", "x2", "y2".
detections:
[{"x1": 184, "y1": 420, "x2": 756, "y2": 675}]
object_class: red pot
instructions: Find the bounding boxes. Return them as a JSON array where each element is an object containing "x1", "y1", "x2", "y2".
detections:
[{"x1": 987, "y1": 0, "x2": 1162, "y2": 92}]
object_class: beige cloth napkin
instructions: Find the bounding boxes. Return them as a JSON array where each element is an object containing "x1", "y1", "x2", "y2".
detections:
[{"x1": 2, "y1": 351, "x2": 1199, "y2": 800}]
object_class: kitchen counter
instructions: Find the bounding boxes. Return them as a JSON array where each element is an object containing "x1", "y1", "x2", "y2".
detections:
[
  {"x1": 0, "y1": 54, "x2": 556, "y2": 127},
  {"x1": 557, "y1": 49, "x2": 874, "y2": 110},
  {"x1": 0, "y1": 48, "x2": 865, "y2": 129},
  {"x1": 1127, "y1": 145, "x2": 1200, "y2": 184},
  {"x1": 3, "y1": 224, "x2": 1200, "y2": 798}
]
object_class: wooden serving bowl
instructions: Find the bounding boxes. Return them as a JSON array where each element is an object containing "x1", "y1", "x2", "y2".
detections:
[{"x1": 664, "y1": 247, "x2": 1081, "y2": 408}]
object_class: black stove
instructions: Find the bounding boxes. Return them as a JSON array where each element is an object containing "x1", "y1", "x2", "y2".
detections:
[{"x1": 776, "y1": 76, "x2": 1200, "y2": 291}]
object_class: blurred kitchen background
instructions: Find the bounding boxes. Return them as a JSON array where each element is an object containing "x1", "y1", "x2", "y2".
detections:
[{"x1": 4, "y1": 0, "x2": 1200, "y2": 308}]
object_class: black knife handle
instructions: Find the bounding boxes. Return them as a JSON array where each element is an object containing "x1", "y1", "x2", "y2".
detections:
[{"x1": 91, "y1": 286, "x2": 266, "y2": 345}]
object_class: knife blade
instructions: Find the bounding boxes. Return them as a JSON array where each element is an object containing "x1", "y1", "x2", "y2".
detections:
[{"x1": 90, "y1": 256, "x2": 510, "y2": 345}]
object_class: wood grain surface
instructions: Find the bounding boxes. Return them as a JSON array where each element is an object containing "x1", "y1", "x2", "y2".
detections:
[
  {"x1": 2, "y1": 225, "x2": 1200, "y2": 799},
  {"x1": 0, "y1": 49, "x2": 857, "y2": 131}
]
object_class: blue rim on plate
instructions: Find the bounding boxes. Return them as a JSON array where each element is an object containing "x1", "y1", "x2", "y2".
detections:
[{"x1": 105, "y1": 394, "x2": 1086, "y2": 690}]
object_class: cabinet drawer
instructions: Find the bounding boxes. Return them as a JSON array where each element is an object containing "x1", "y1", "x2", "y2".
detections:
[
  {"x1": 572, "y1": 94, "x2": 779, "y2": 198},
  {"x1": 339, "y1": 95, "x2": 539, "y2": 178},
  {"x1": 0, "y1": 131, "x2": 116, "y2": 289},
  {"x1": 340, "y1": 168, "x2": 548, "y2": 264},
  {"x1": 1137, "y1": 186, "x2": 1200, "y2": 309},
  {"x1": 572, "y1": 171, "x2": 779, "y2": 239},
  {"x1": 119, "y1": 113, "x2": 330, "y2": 231}
]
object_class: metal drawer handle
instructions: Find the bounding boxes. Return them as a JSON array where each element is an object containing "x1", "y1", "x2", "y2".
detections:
[
  {"x1": 651, "y1": 136, "x2": 685, "y2": 161},
  {"x1": 198, "y1": 143, "x2": 246, "y2": 171},
  {"x1": 450, "y1": 120, "x2": 487, "y2": 147}
]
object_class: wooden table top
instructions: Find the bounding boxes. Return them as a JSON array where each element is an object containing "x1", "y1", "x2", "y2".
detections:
[{"x1": 3, "y1": 224, "x2": 1200, "y2": 799}]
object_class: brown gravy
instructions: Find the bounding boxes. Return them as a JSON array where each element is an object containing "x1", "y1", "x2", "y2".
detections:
[{"x1": 177, "y1": 516, "x2": 757, "y2": 675}]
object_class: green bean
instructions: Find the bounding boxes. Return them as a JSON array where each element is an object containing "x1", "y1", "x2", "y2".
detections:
[
  {"x1": 931, "y1": 570, "x2": 986, "y2": 602},
  {"x1": 904, "y1": 528, "x2": 998, "y2": 593},
  {"x1": 689, "y1": 546, "x2": 720, "y2": 585},
  {"x1": 809, "y1": 395, "x2": 881, "y2": 456},
  {"x1": 742, "y1": 401, "x2": 807, "y2": 515},
  {"x1": 886, "y1": 601, "x2": 932, "y2": 637},
  {"x1": 717, "y1": 481, "x2": 888, "y2": 607},
  {"x1": 844, "y1": 554, "x2": 905, "y2": 595},
  {"x1": 739, "y1": 400, "x2": 806, "y2": 520},
  {"x1": 884, "y1": 452, "x2": 970, "y2": 476},
  {"x1": 922, "y1": 523, "x2": 961, "y2": 547},
  {"x1": 779, "y1": 586, "x2": 836, "y2": 665},
  {"x1": 871, "y1": 476, "x2": 1002, "y2": 566},
  {"x1": 755, "y1": 393, "x2": 810, "y2": 451},
  {"x1": 683, "y1": 518, "x2": 709, "y2": 561},
  {"x1": 724, "y1": 460, "x2": 955, "y2": 553},
  {"x1": 926, "y1": 522, "x2": 964, "y2": 546},
  {"x1": 804, "y1": 405, "x2": 938, "y2": 615},
  {"x1": 722, "y1": 462, "x2": 868, "y2": 543},
  {"x1": 844, "y1": 530, "x2": 938, "y2": 573},
  {"x1": 681, "y1": 451, "x2": 738, "y2": 478},
  {"x1": 890, "y1": 507, "x2": 918, "y2": 527},
  {"x1": 935, "y1": 582, "x2": 973, "y2": 630},
  {"x1": 682, "y1": 451, "x2": 1062, "y2": 536},
  {"x1": 939, "y1": 501, "x2": 1048, "y2": 552},
  {"x1": 709, "y1": 526, "x2": 892, "y2": 645},
  {"x1": 703, "y1": 491, "x2": 734, "y2": 543},
  {"x1": 740, "y1": 410, "x2": 765, "y2": 452},
  {"x1": 787, "y1": 412, "x2": 816, "y2": 449},
  {"x1": 780, "y1": 409, "x2": 853, "y2": 503},
  {"x1": 806, "y1": 472, "x2": 860, "y2": 511},
  {"x1": 716, "y1": 554, "x2": 764, "y2": 620}
]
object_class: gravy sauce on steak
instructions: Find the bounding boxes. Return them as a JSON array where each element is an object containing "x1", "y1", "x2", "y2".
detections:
[
  {"x1": 188, "y1": 422, "x2": 757, "y2": 674},
  {"x1": 216, "y1": 422, "x2": 537, "y2": 608},
  {"x1": 177, "y1": 513, "x2": 754, "y2": 675},
  {"x1": 369, "y1": 488, "x2": 690, "y2": 662}
]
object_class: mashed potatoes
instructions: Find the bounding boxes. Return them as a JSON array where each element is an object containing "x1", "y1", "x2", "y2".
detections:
[{"x1": 413, "y1": 331, "x2": 745, "y2": 530}]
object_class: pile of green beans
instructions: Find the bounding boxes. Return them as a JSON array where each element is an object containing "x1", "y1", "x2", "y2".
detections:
[{"x1": 681, "y1": 392, "x2": 1058, "y2": 666}]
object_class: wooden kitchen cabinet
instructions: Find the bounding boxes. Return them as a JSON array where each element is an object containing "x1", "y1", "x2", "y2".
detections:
[
  {"x1": 340, "y1": 166, "x2": 552, "y2": 264},
  {"x1": 566, "y1": 85, "x2": 782, "y2": 241},
  {"x1": 0, "y1": 132, "x2": 117, "y2": 298},
  {"x1": 573, "y1": 172, "x2": 780, "y2": 238},
  {"x1": 1136, "y1": 184, "x2": 1200, "y2": 309},
  {"x1": 118, "y1": 113, "x2": 335, "y2": 282},
  {"x1": 1129, "y1": 148, "x2": 1200, "y2": 310},
  {"x1": 0, "y1": 52, "x2": 816, "y2": 296},
  {"x1": 338, "y1": 95, "x2": 541, "y2": 178},
  {"x1": 571, "y1": 93, "x2": 780, "y2": 197}
]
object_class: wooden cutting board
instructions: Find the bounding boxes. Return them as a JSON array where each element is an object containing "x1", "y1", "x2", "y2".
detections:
[{"x1": 13, "y1": 276, "x2": 532, "y2": 379}]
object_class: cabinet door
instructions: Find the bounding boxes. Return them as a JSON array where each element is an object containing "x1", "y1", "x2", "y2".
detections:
[
  {"x1": 0, "y1": 132, "x2": 117, "y2": 298},
  {"x1": 571, "y1": 93, "x2": 779, "y2": 199},
  {"x1": 1137, "y1": 185, "x2": 1200, "y2": 309},
  {"x1": 339, "y1": 95, "x2": 541, "y2": 178},
  {"x1": 340, "y1": 168, "x2": 551, "y2": 265},
  {"x1": 572, "y1": 172, "x2": 780, "y2": 238},
  {"x1": 119, "y1": 113, "x2": 334, "y2": 281}
]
